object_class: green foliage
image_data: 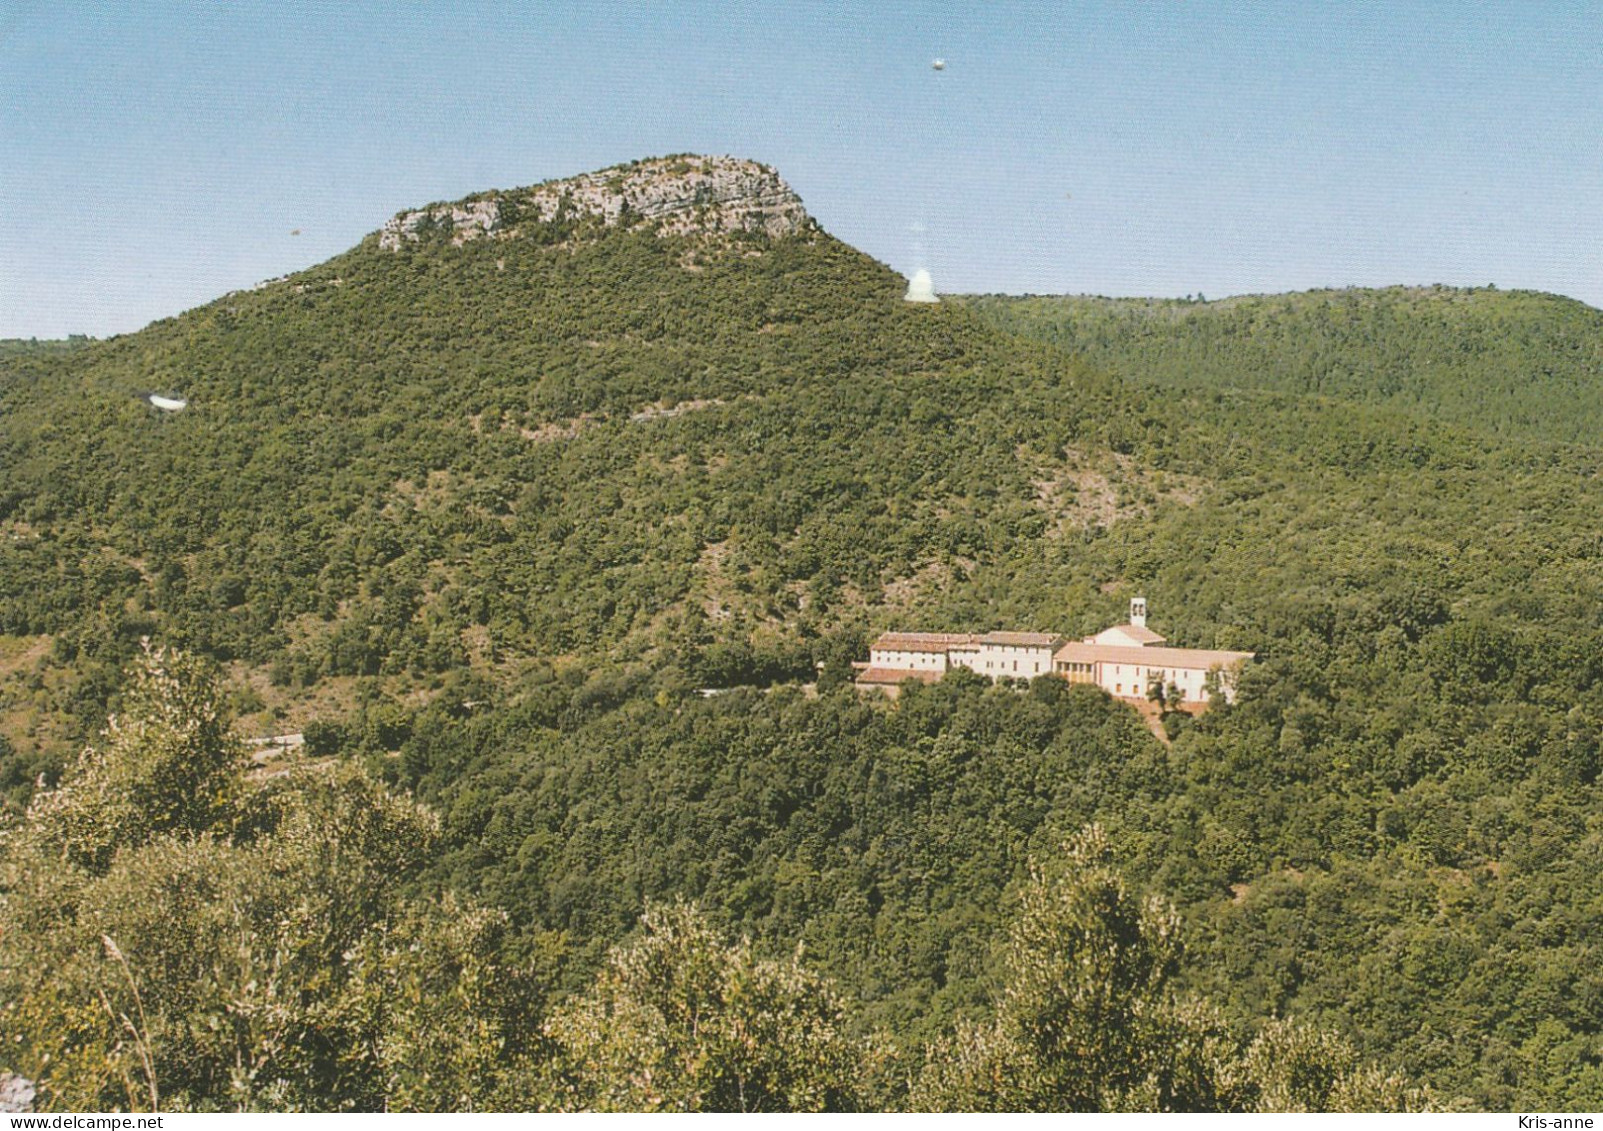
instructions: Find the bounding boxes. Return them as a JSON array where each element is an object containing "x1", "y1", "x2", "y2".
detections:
[
  {"x1": 405, "y1": 676, "x2": 1165, "y2": 1039},
  {"x1": 325, "y1": 896, "x2": 558, "y2": 1111},
  {"x1": 539, "y1": 901, "x2": 880, "y2": 1111},
  {"x1": 912, "y1": 829, "x2": 1429, "y2": 1112},
  {"x1": 0, "y1": 211, "x2": 1120, "y2": 716},
  {"x1": 22, "y1": 642, "x2": 241, "y2": 872},
  {"x1": 958, "y1": 286, "x2": 1603, "y2": 445},
  {"x1": 913, "y1": 826, "x2": 1201, "y2": 1110},
  {"x1": 994, "y1": 826, "x2": 1186, "y2": 1105},
  {"x1": 1241, "y1": 1018, "x2": 1431, "y2": 1113},
  {"x1": 300, "y1": 719, "x2": 346, "y2": 758},
  {"x1": 0, "y1": 645, "x2": 1432, "y2": 1111},
  {"x1": 0, "y1": 648, "x2": 544, "y2": 1111}
]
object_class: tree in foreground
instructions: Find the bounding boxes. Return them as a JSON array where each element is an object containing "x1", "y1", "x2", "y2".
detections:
[
  {"x1": 537, "y1": 900, "x2": 888, "y2": 1111},
  {"x1": 911, "y1": 826, "x2": 1431, "y2": 1112},
  {"x1": 0, "y1": 644, "x2": 545, "y2": 1111}
]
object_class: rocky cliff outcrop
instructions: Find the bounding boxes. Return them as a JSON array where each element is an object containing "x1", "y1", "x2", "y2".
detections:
[{"x1": 378, "y1": 155, "x2": 812, "y2": 251}]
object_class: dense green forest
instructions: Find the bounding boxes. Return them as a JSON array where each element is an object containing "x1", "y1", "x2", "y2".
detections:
[
  {"x1": 3, "y1": 158, "x2": 1602, "y2": 1109},
  {"x1": 955, "y1": 287, "x2": 1603, "y2": 444},
  {"x1": 0, "y1": 646, "x2": 1423, "y2": 1111}
]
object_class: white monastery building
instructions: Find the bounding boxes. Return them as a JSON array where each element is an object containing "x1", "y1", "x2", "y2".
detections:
[
  {"x1": 856, "y1": 631, "x2": 1064, "y2": 691},
  {"x1": 855, "y1": 598, "x2": 1253, "y2": 706}
]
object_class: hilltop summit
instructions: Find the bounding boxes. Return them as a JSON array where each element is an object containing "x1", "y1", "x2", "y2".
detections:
[{"x1": 378, "y1": 155, "x2": 813, "y2": 251}]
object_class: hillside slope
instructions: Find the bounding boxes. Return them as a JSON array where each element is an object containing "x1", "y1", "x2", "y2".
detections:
[
  {"x1": 0, "y1": 155, "x2": 1152, "y2": 751},
  {"x1": 957, "y1": 287, "x2": 1603, "y2": 444}
]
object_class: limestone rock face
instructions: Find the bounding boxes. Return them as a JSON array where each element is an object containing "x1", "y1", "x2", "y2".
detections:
[
  {"x1": 378, "y1": 155, "x2": 812, "y2": 251},
  {"x1": 380, "y1": 199, "x2": 501, "y2": 250}
]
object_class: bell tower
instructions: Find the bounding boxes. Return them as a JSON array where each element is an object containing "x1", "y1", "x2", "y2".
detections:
[{"x1": 1130, "y1": 596, "x2": 1147, "y2": 628}]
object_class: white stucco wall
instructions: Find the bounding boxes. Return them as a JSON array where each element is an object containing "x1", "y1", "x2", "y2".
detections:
[
  {"x1": 869, "y1": 647, "x2": 949, "y2": 673},
  {"x1": 1096, "y1": 661, "x2": 1237, "y2": 704},
  {"x1": 971, "y1": 643, "x2": 1054, "y2": 678}
]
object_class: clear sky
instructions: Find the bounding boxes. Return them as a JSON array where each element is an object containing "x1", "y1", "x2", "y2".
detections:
[{"x1": 3, "y1": 1, "x2": 1600, "y2": 338}]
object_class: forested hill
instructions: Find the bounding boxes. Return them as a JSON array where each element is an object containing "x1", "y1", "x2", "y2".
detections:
[
  {"x1": 5, "y1": 158, "x2": 1603, "y2": 1110},
  {"x1": 0, "y1": 154, "x2": 1141, "y2": 758},
  {"x1": 956, "y1": 287, "x2": 1603, "y2": 444}
]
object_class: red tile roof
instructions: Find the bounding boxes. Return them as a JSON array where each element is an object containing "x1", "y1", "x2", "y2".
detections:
[
  {"x1": 978, "y1": 631, "x2": 1064, "y2": 648},
  {"x1": 1093, "y1": 624, "x2": 1168, "y2": 644},
  {"x1": 854, "y1": 666, "x2": 945, "y2": 686},
  {"x1": 871, "y1": 632, "x2": 978, "y2": 653},
  {"x1": 1054, "y1": 641, "x2": 1254, "y2": 670}
]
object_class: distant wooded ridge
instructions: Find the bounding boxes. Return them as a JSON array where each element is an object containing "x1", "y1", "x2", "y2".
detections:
[{"x1": 954, "y1": 286, "x2": 1603, "y2": 445}]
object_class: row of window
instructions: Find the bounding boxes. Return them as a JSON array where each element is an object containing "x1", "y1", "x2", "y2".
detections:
[{"x1": 1110, "y1": 664, "x2": 1193, "y2": 683}]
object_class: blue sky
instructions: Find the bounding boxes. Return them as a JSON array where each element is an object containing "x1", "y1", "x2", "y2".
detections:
[{"x1": 3, "y1": 2, "x2": 1600, "y2": 338}]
